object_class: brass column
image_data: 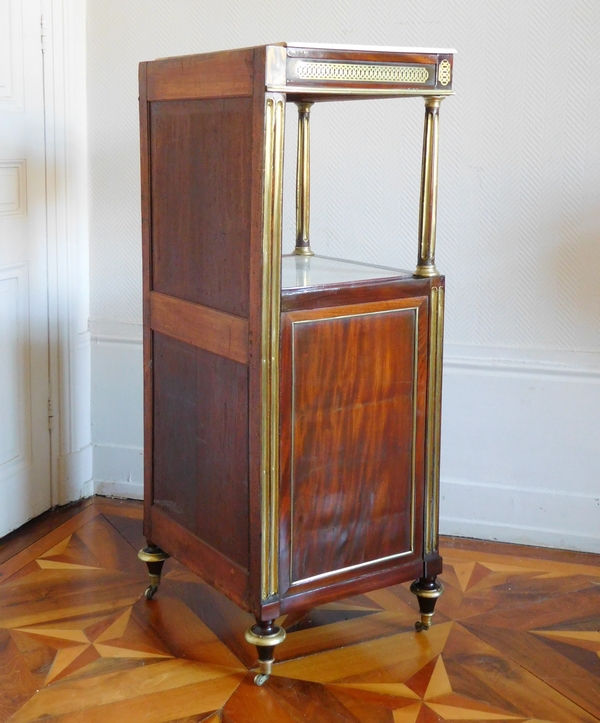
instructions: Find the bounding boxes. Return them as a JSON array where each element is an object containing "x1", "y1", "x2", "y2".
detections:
[
  {"x1": 260, "y1": 93, "x2": 285, "y2": 602},
  {"x1": 294, "y1": 102, "x2": 314, "y2": 256},
  {"x1": 415, "y1": 97, "x2": 443, "y2": 277}
]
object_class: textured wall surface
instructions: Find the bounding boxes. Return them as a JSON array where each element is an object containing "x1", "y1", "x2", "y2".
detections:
[
  {"x1": 87, "y1": 0, "x2": 600, "y2": 551},
  {"x1": 88, "y1": 0, "x2": 600, "y2": 351}
]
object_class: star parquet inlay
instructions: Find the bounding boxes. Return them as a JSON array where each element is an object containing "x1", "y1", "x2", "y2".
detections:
[{"x1": 0, "y1": 499, "x2": 598, "y2": 722}]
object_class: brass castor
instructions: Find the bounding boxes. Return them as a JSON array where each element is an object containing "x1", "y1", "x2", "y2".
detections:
[
  {"x1": 245, "y1": 620, "x2": 286, "y2": 686},
  {"x1": 144, "y1": 585, "x2": 158, "y2": 600},
  {"x1": 410, "y1": 577, "x2": 444, "y2": 632},
  {"x1": 138, "y1": 544, "x2": 169, "y2": 600}
]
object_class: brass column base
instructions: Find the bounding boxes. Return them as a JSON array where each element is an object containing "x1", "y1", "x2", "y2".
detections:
[
  {"x1": 410, "y1": 577, "x2": 444, "y2": 632},
  {"x1": 293, "y1": 245, "x2": 314, "y2": 256},
  {"x1": 414, "y1": 263, "x2": 440, "y2": 278},
  {"x1": 245, "y1": 620, "x2": 286, "y2": 686},
  {"x1": 138, "y1": 544, "x2": 169, "y2": 600}
]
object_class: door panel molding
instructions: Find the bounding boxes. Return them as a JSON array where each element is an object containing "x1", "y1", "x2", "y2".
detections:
[
  {"x1": 0, "y1": 262, "x2": 31, "y2": 473},
  {"x1": 42, "y1": 0, "x2": 92, "y2": 505},
  {"x1": 0, "y1": 0, "x2": 25, "y2": 112}
]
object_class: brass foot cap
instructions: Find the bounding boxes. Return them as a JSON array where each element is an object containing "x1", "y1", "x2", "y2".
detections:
[
  {"x1": 138, "y1": 546, "x2": 170, "y2": 563},
  {"x1": 410, "y1": 581, "x2": 445, "y2": 599},
  {"x1": 244, "y1": 626, "x2": 286, "y2": 648}
]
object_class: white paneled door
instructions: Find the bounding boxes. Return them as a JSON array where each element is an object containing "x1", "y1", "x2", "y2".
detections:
[{"x1": 0, "y1": 0, "x2": 52, "y2": 535}]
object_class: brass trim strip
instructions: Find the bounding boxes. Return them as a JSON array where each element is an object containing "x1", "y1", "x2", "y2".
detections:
[
  {"x1": 292, "y1": 60, "x2": 431, "y2": 84},
  {"x1": 260, "y1": 94, "x2": 285, "y2": 601},
  {"x1": 424, "y1": 286, "x2": 444, "y2": 554},
  {"x1": 290, "y1": 548, "x2": 414, "y2": 587},
  {"x1": 289, "y1": 304, "x2": 420, "y2": 587},
  {"x1": 266, "y1": 84, "x2": 454, "y2": 98},
  {"x1": 432, "y1": 286, "x2": 445, "y2": 546},
  {"x1": 415, "y1": 97, "x2": 443, "y2": 278}
]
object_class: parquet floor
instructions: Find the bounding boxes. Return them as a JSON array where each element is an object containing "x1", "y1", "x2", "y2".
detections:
[{"x1": 0, "y1": 498, "x2": 599, "y2": 722}]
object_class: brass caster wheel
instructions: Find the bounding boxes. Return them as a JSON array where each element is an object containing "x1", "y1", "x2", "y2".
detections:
[
  {"x1": 254, "y1": 673, "x2": 269, "y2": 686},
  {"x1": 410, "y1": 577, "x2": 443, "y2": 632},
  {"x1": 139, "y1": 544, "x2": 169, "y2": 601},
  {"x1": 145, "y1": 585, "x2": 158, "y2": 600}
]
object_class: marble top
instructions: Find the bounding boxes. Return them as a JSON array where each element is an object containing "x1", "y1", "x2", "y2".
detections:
[
  {"x1": 281, "y1": 254, "x2": 410, "y2": 290},
  {"x1": 285, "y1": 42, "x2": 456, "y2": 54}
]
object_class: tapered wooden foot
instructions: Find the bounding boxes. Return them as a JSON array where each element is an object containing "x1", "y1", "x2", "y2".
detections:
[
  {"x1": 410, "y1": 577, "x2": 444, "y2": 631},
  {"x1": 244, "y1": 620, "x2": 286, "y2": 685},
  {"x1": 138, "y1": 543, "x2": 169, "y2": 600}
]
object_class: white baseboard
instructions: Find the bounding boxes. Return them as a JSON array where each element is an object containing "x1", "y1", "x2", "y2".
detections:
[
  {"x1": 441, "y1": 344, "x2": 600, "y2": 553},
  {"x1": 93, "y1": 443, "x2": 143, "y2": 499},
  {"x1": 91, "y1": 321, "x2": 143, "y2": 501},
  {"x1": 95, "y1": 479, "x2": 143, "y2": 500},
  {"x1": 440, "y1": 477, "x2": 600, "y2": 553},
  {"x1": 89, "y1": 325, "x2": 600, "y2": 552}
]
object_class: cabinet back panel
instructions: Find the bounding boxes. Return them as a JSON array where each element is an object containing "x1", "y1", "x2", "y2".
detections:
[
  {"x1": 153, "y1": 332, "x2": 249, "y2": 569},
  {"x1": 283, "y1": 302, "x2": 425, "y2": 584},
  {"x1": 150, "y1": 98, "x2": 253, "y2": 317}
]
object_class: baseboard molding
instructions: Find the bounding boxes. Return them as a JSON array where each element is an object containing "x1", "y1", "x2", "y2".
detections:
[
  {"x1": 89, "y1": 319, "x2": 143, "y2": 344},
  {"x1": 444, "y1": 344, "x2": 600, "y2": 379},
  {"x1": 57, "y1": 444, "x2": 93, "y2": 505},
  {"x1": 92, "y1": 443, "x2": 143, "y2": 500},
  {"x1": 89, "y1": 326, "x2": 600, "y2": 552},
  {"x1": 440, "y1": 477, "x2": 600, "y2": 553},
  {"x1": 94, "y1": 479, "x2": 143, "y2": 500}
]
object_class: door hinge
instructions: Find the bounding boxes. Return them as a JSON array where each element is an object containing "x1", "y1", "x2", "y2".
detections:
[
  {"x1": 40, "y1": 14, "x2": 48, "y2": 53},
  {"x1": 48, "y1": 396, "x2": 54, "y2": 431}
]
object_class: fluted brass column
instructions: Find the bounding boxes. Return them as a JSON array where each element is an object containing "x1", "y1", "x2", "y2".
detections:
[
  {"x1": 415, "y1": 97, "x2": 443, "y2": 277},
  {"x1": 294, "y1": 102, "x2": 314, "y2": 256}
]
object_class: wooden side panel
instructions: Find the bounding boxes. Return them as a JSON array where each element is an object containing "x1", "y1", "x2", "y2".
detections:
[
  {"x1": 141, "y1": 47, "x2": 267, "y2": 614},
  {"x1": 150, "y1": 505, "x2": 249, "y2": 609},
  {"x1": 152, "y1": 333, "x2": 249, "y2": 570},
  {"x1": 146, "y1": 48, "x2": 254, "y2": 101},
  {"x1": 150, "y1": 97, "x2": 253, "y2": 317},
  {"x1": 279, "y1": 296, "x2": 428, "y2": 596}
]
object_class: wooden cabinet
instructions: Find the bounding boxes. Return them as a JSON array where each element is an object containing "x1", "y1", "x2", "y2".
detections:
[{"x1": 138, "y1": 42, "x2": 454, "y2": 684}]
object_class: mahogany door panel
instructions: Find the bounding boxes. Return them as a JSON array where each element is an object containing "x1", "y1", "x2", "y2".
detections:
[{"x1": 279, "y1": 296, "x2": 428, "y2": 598}]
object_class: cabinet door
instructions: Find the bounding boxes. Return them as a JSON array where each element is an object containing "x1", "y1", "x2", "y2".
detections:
[{"x1": 279, "y1": 295, "x2": 429, "y2": 605}]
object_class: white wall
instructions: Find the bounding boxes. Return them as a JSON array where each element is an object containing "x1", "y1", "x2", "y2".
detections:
[{"x1": 87, "y1": 0, "x2": 600, "y2": 552}]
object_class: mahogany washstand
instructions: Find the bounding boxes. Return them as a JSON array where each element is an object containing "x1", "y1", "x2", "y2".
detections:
[{"x1": 137, "y1": 42, "x2": 454, "y2": 685}]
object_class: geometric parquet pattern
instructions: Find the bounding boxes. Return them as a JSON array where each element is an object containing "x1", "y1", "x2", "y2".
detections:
[{"x1": 0, "y1": 499, "x2": 599, "y2": 722}]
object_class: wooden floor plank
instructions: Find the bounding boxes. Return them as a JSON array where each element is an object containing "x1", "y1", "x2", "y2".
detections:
[
  {"x1": 441, "y1": 535, "x2": 600, "y2": 567},
  {"x1": 43, "y1": 674, "x2": 242, "y2": 723},
  {"x1": 0, "y1": 506, "x2": 100, "y2": 584},
  {"x1": 0, "y1": 500, "x2": 93, "y2": 566},
  {"x1": 9, "y1": 661, "x2": 242, "y2": 722},
  {"x1": 445, "y1": 622, "x2": 599, "y2": 722},
  {"x1": 1, "y1": 498, "x2": 599, "y2": 722},
  {"x1": 93, "y1": 497, "x2": 144, "y2": 519}
]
